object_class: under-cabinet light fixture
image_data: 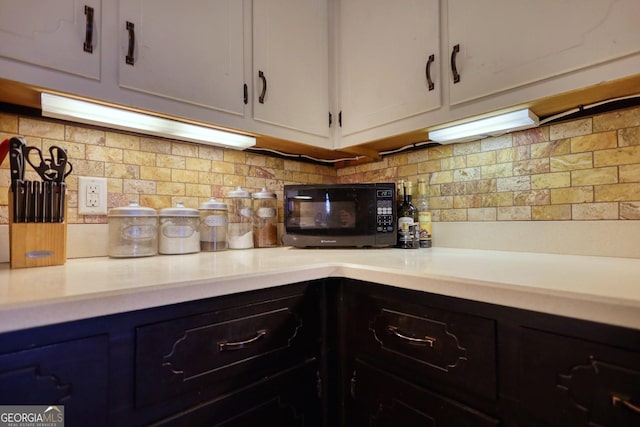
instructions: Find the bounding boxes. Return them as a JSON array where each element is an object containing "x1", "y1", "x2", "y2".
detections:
[
  {"x1": 428, "y1": 108, "x2": 539, "y2": 144},
  {"x1": 41, "y1": 93, "x2": 256, "y2": 150}
]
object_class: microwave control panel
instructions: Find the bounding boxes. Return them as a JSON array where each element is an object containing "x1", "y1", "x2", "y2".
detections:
[{"x1": 376, "y1": 187, "x2": 395, "y2": 233}]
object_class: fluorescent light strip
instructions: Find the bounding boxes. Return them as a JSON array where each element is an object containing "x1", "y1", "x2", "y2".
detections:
[
  {"x1": 429, "y1": 109, "x2": 539, "y2": 144},
  {"x1": 41, "y1": 93, "x2": 256, "y2": 150}
]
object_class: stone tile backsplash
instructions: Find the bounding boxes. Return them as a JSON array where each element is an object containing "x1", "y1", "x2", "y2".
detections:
[
  {"x1": 1, "y1": 105, "x2": 639, "y2": 225},
  {"x1": 338, "y1": 106, "x2": 640, "y2": 222}
]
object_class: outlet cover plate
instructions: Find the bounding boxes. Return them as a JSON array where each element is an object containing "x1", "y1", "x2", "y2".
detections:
[{"x1": 78, "y1": 177, "x2": 108, "y2": 215}]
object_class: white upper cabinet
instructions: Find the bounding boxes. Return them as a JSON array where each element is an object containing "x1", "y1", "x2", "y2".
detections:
[
  {"x1": 447, "y1": 0, "x2": 640, "y2": 105},
  {"x1": 0, "y1": 0, "x2": 101, "y2": 79},
  {"x1": 338, "y1": 0, "x2": 441, "y2": 142},
  {"x1": 252, "y1": 0, "x2": 330, "y2": 140},
  {"x1": 118, "y1": 0, "x2": 246, "y2": 116}
]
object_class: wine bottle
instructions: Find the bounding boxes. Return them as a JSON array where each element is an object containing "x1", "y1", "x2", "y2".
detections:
[
  {"x1": 416, "y1": 178, "x2": 432, "y2": 248},
  {"x1": 397, "y1": 181, "x2": 418, "y2": 249}
]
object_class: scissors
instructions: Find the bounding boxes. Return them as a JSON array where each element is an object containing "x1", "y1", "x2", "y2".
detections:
[{"x1": 25, "y1": 145, "x2": 73, "y2": 183}]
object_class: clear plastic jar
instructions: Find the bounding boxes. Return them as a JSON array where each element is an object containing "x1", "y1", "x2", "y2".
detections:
[
  {"x1": 227, "y1": 186, "x2": 253, "y2": 249},
  {"x1": 199, "y1": 197, "x2": 228, "y2": 252},
  {"x1": 158, "y1": 202, "x2": 200, "y2": 255},
  {"x1": 108, "y1": 201, "x2": 158, "y2": 258},
  {"x1": 252, "y1": 187, "x2": 278, "y2": 248}
]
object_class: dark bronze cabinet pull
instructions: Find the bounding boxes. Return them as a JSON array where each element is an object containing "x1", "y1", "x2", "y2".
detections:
[
  {"x1": 258, "y1": 70, "x2": 267, "y2": 104},
  {"x1": 451, "y1": 44, "x2": 461, "y2": 83},
  {"x1": 426, "y1": 54, "x2": 435, "y2": 91},
  {"x1": 126, "y1": 21, "x2": 135, "y2": 65},
  {"x1": 218, "y1": 329, "x2": 267, "y2": 352},
  {"x1": 387, "y1": 325, "x2": 436, "y2": 348},
  {"x1": 243, "y1": 83, "x2": 248, "y2": 105},
  {"x1": 83, "y1": 6, "x2": 94, "y2": 53}
]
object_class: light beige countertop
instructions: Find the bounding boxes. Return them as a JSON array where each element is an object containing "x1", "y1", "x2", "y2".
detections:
[{"x1": 1, "y1": 247, "x2": 639, "y2": 333}]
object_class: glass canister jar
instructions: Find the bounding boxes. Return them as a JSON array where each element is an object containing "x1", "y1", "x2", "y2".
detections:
[
  {"x1": 108, "y1": 201, "x2": 158, "y2": 257},
  {"x1": 252, "y1": 187, "x2": 278, "y2": 248},
  {"x1": 199, "y1": 197, "x2": 228, "y2": 252},
  {"x1": 227, "y1": 186, "x2": 253, "y2": 249},
  {"x1": 158, "y1": 202, "x2": 200, "y2": 255}
]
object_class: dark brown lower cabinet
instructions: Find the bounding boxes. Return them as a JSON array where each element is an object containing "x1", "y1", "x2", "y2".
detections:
[{"x1": 1, "y1": 277, "x2": 639, "y2": 427}]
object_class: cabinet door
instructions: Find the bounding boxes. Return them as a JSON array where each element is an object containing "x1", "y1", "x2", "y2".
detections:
[
  {"x1": 0, "y1": 335, "x2": 109, "y2": 427},
  {"x1": 253, "y1": 0, "x2": 330, "y2": 138},
  {"x1": 447, "y1": 0, "x2": 640, "y2": 105},
  {"x1": 150, "y1": 360, "x2": 322, "y2": 426},
  {"x1": 348, "y1": 359, "x2": 499, "y2": 427},
  {"x1": 0, "y1": 0, "x2": 101, "y2": 79},
  {"x1": 338, "y1": 0, "x2": 441, "y2": 138},
  {"x1": 118, "y1": 0, "x2": 246, "y2": 116}
]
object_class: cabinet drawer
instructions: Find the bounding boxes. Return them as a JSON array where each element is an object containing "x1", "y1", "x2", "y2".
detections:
[
  {"x1": 518, "y1": 328, "x2": 640, "y2": 427},
  {"x1": 348, "y1": 287, "x2": 497, "y2": 400},
  {"x1": 136, "y1": 291, "x2": 320, "y2": 408},
  {"x1": 349, "y1": 359, "x2": 499, "y2": 427}
]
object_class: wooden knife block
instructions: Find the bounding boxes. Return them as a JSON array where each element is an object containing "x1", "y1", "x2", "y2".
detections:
[{"x1": 8, "y1": 188, "x2": 67, "y2": 269}]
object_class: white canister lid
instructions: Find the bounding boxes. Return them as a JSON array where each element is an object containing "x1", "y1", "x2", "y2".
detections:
[
  {"x1": 159, "y1": 202, "x2": 199, "y2": 217},
  {"x1": 199, "y1": 197, "x2": 228, "y2": 211},
  {"x1": 228, "y1": 186, "x2": 251, "y2": 198},
  {"x1": 252, "y1": 187, "x2": 276, "y2": 199},
  {"x1": 108, "y1": 201, "x2": 157, "y2": 217}
]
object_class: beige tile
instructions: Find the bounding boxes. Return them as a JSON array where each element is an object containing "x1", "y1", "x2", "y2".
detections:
[
  {"x1": 186, "y1": 157, "x2": 212, "y2": 172},
  {"x1": 514, "y1": 190, "x2": 550, "y2": 206},
  {"x1": 157, "y1": 181, "x2": 186, "y2": 196},
  {"x1": 140, "y1": 166, "x2": 172, "y2": 181},
  {"x1": 550, "y1": 187, "x2": 593, "y2": 204},
  {"x1": 284, "y1": 159, "x2": 301, "y2": 172},
  {"x1": 513, "y1": 127, "x2": 548, "y2": 146},
  {"x1": 430, "y1": 170, "x2": 453, "y2": 184},
  {"x1": 571, "y1": 167, "x2": 618, "y2": 186},
  {"x1": 67, "y1": 126, "x2": 106, "y2": 145},
  {"x1": 550, "y1": 153, "x2": 593, "y2": 171},
  {"x1": 466, "y1": 179, "x2": 496, "y2": 194},
  {"x1": 105, "y1": 163, "x2": 139, "y2": 179},
  {"x1": 140, "y1": 195, "x2": 171, "y2": 210},
  {"x1": 124, "y1": 179, "x2": 156, "y2": 194},
  {"x1": 211, "y1": 160, "x2": 235, "y2": 175},
  {"x1": 199, "y1": 171, "x2": 224, "y2": 186},
  {"x1": 398, "y1": 163, "x2": 418, "y2": 177},
  {"x1": 453, "y1": 194, "x2": 481, "y2": 209},
  {"x1": 531, "y1": 172, "x2": 571, "y2": 189},
  {"x1": 223, "y1": 150, "x2": 246, "y2": 164},
  {"x1": 532, "y1": 205, "x2": 572, "y2": 220},
  {"x1": 572, "y1": 203, "x2": 618, "y2": 220},
  {"x1": 467, "y1": 207, "x2": 497, "y2": 221},
  {"x1": 440, "y1": 182, "x2": 466, "y2": 196},
  {"x1": 593, "y1": 107, "x2": 640, "y2": 132},
  {"x1": 440, "y1": 209, "x2": 467, "y2": 221},
  {"x1": 0, "y1": 113, "x2": 18, "y2": 133},
  {"x1": 549, "y1": 118, "x2": 592, "y2": 139},
  {"x1": 497, "y1": 176, "x2": 531, "y2": 192},
  {"x1": 72, "y1": 159, "x2": 105, "y2": 176},
  {"x1": 428, "y1": 145, "x2": 454, "y2": 160},
  {"x1": 481, "y1": 163, "x2": 513, "y2": 179},
  {"x1": 387, "y1": 153, "x2": 408, "y2": 167},
  {"x1": 19, "y1": 117, "x2": 65, "y2": 139},
  {"x1": 430, "y1": 196, "x2": 454, "y2": 209},
  {"x1": 595, "y1": 183, "x2": 640, "y2": 202},
  {"x1": 140, "y1": 137, "x2": 172, "y2": 154},
  {"x1": 454, "y1": 167, "x2": 481, "y2": 182},
  {"x1": 513, "y1": 159, "x2": 549, "y2": 176},
  {"x1": 157, "y1": 154, "x2": 186, "y2": 169},
  {"x1": 620, "y1": 202, "x2": 640, "y2": 219},
  {"x1": 172, "y1": 142, "x2": 198, "y2": 157},
  {"x1": 496, "y1": 147, "x2": 515, "y2": 163},
  {"x1": 124, "y1": 149, "x2": 156, "y2": 166},
  {"x1": 531, "y1": 139, "x2": 571, "y2": 159},
  {"x1": 620, "y1": 164, "x2": 640, "y2": 183},
  {"x1": 467, "y1": 151, "x2": 496, "y2": 167},
  {"x1": 594, "y1": 145, "x2": 640, "y2": 167},
  {"x1": 417, "y1": 159, "x2": 441, "y2": 173},
  {"x1": 223, "y1": 175, "x2": 245, "y2": 187},
  {"x1": 480, "y1": 134, "x2": 512, "y2": 151},
  {"x1": 407, "y1": 149, "x2": 429, "y2": 163},
  {"x1": 453, "y1": 141, "x2": 481, "y2": 155},
  {"x1": 185, "y1": 183, "x2": 211, "y2": 198},
  {"x1": 440, "y1": 156, "x2": 466, "y2": 171},
  {"x1": 481, "y1": 192, "x2": 513, "y2": 207},
  {"x1": 105, "y1": 131, "x2": 138, "y2": 149},
  {"x1": 172, "y1": 169, "x2": 200, "y2": 184},
  {"x1": 618, "y1": 126, "x2": 640, "y2": 147},
  {"x1": 198, "y1": 145, "x2": 224, "y2": 161},
  {"x1": 570, "y1": 131, "x2": 617, "y2": 153},
  {"x1": 497, "y1": 206, "x2": 531, "y2": 220}
]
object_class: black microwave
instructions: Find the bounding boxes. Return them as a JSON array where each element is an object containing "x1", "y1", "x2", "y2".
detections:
[{"x1": 283, "y1": 183, "x2": 396, "y2": 248}]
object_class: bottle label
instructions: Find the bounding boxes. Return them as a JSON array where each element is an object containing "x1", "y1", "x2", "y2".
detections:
[
  {"x1": 398, "y1": 217, "x2": 413, "y2": 243},
  {"x1": 204, "y1": 215, "x2": 227, "y2": 226},
  {"x1": 418, "y1": 211, "x2": 432, "y2": 247}
]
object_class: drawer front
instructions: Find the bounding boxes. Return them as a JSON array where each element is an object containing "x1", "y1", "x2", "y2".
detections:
[
  {"x1": 518, "y1": 328, "x2": 640, "y2": 427},
  {"x1": 348, "y1": 288, "x2": 497, "y2": 400},
  {"x1": 349, "y1": 359, "x2": 499, "y2": 427},
  {"x1": 136, "y1": 291, "x2": 320, "y2": 407}
]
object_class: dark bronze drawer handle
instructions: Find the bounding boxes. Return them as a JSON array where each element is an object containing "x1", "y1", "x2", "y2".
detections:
[
  {"x1": 126, "y1": 21, "x2": 135, "y2": 65},
  {"x1": 425, "y1": 54, "x2": 435, "y2": 91},
  {"x1": 218, "y1": 329, "x2": 267, "y2": 352},
  {"x1": 612, "y1": 394, "x2": 640, "y2": 414},
  {"x1": 387, "y1": 325, "x2": 435, "y2": 348},
  {"x1": 84, "y1": 6, "x2": 94, "y2": 53},
  {"x1": 451, "y1": 44, "x2": 461, "y2": 84}
]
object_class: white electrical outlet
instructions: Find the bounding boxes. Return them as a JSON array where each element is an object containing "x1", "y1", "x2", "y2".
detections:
[{"x1": 78, "y1": 177, "x2": 108, "y2": 215}]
